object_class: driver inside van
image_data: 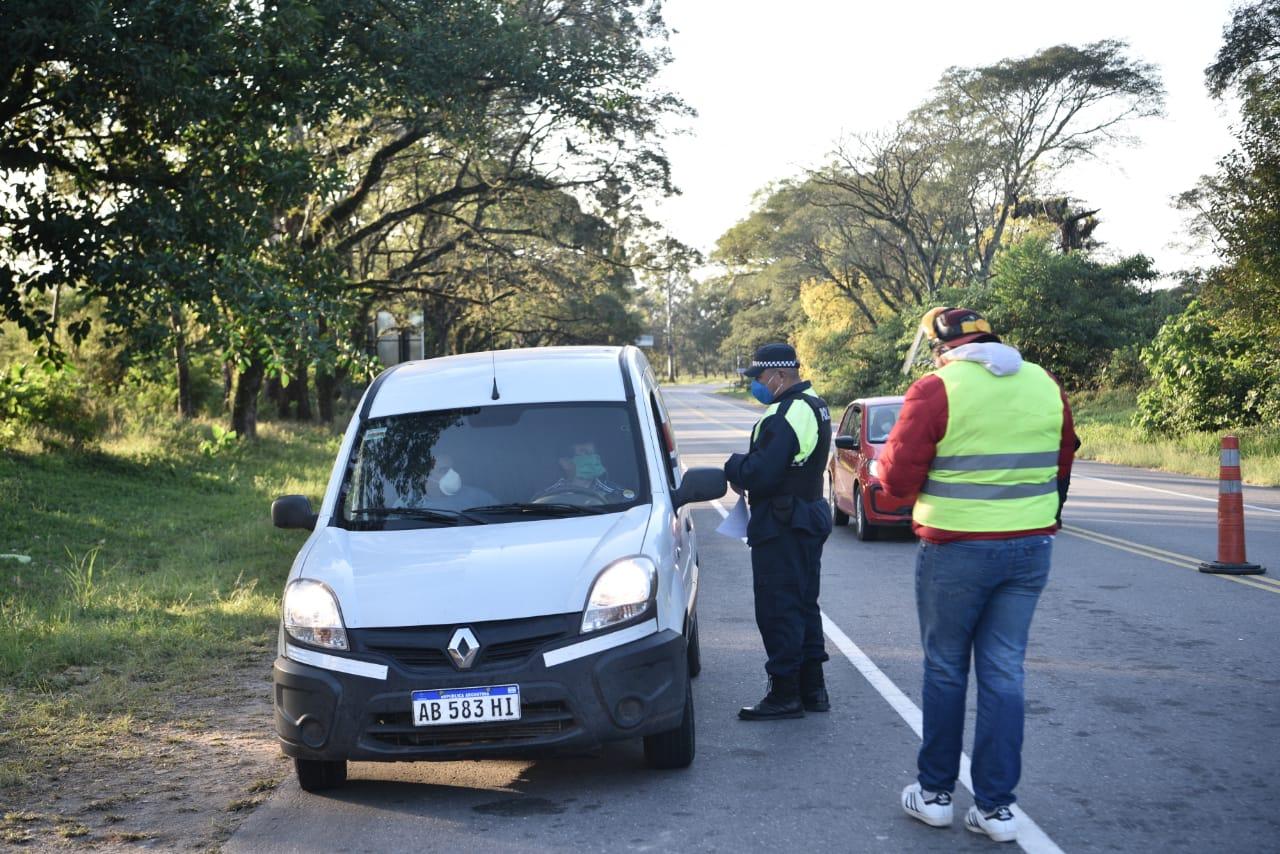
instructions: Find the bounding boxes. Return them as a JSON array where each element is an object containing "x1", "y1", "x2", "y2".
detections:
[{"x1": 534, "y1": 440, "x2": 631, "y2": 503}]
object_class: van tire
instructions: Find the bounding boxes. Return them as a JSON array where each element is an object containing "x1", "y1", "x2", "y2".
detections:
[
  {"x1": 686, "y1": 611, "x2": 702, "y2": 678},
  {"x1": 295, "y1": 757, "x2": 347, "y2": 792},
  {"x1": 643, "y1": 677, "x2": 695, "y2": 769}
]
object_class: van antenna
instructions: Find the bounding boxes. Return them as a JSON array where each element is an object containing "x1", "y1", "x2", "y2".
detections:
[{"x1": 490, "y1": 350, "x2": 501, "y2": 400}]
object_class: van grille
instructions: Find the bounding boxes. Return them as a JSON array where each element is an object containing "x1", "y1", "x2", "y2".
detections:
[{"x1": 350, "y1": 613, "x2": 579, "y2": 674}]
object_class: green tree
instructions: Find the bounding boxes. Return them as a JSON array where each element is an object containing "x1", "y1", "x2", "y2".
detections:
[
  {"x1": 2, "y1": 0, "x2": 687, "y2": 437},
  {"x1": 705, "y1": 41, "x2": 1166, "y2": 385},
  {"x1": 1137, "y1": 297, "x2": 1280, "y2": 432},
  {"x1": 919, "y1": 41, "x2": 1164, "y2": 280},
  {"x1": 979, "y1": 237, "x2": 1159, "y2": 388},
  {"x1": 1144, "y1": 0, "x2": 1280, "y2": 431},
  {"x1": 1179, "y1": 0, "x2": 1280, "y2": 337}
]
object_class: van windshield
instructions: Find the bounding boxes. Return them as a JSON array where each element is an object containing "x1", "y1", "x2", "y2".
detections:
[{"x1": 337, "y1": 402, "x2": 649, "y2": 529}]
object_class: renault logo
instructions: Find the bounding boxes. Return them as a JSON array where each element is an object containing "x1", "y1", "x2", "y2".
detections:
[{"x1": 447, "y1": 628, "x2": 479, "y2": 670}]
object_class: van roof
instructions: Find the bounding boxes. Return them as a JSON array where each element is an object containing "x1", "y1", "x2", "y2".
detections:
[{"x1": 365, "y1": 346, "x2": 633, "y2": 418}]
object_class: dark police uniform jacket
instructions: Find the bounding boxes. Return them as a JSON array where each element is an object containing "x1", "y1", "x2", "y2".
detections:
[{"x1": 724, "y1": 381, "x2": 833, "y2": 546}]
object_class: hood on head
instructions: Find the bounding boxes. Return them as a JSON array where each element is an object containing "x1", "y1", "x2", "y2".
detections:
[{"x1": 941, "y1": 342, "x2": 1023, "y2": 377}]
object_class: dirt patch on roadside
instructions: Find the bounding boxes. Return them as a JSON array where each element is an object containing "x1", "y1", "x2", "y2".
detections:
[{"x1": 0, "y1": 662, "x2": 286, "y2": 851}]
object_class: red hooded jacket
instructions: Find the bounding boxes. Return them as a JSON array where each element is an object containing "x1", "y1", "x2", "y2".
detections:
[{"x1": 878, "y1": 344, "x2": 1078, "y2": 543}]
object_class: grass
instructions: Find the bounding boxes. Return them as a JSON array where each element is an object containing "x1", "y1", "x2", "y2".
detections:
[
  {"x1": 665, "y1": 373, "x2": 739, "y2": 386},
  {"x1": 0, "y1": 415, "x2": 338, "y2": 790},
  {"x1": 1071, "y1": 388, "x2": 1280, "y2": 486},
  {"x1": 714, "y1": 384, "x2": 755, "y2": 403}
]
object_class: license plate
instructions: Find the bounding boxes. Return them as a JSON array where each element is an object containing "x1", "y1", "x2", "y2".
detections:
[{"x1": 411, "y1": 684, "x2": 521, "y2": 727}]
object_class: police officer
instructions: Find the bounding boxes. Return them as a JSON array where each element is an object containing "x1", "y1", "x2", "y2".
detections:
[{"x1": 724, "y1": 343, "x2": 833, "y2": 720}]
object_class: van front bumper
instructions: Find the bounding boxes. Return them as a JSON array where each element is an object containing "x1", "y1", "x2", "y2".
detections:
[{"x1": 273, "y1": 625, "x2": 687, "y2": 762}]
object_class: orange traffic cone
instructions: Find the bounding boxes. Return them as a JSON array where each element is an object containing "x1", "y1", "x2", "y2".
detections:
[{"x1": 1199, "y1": 436, "x2": 1266, "y2": 575}]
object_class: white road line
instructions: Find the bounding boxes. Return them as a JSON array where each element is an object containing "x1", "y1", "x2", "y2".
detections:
[
  {"x1": 706, "y1": 498, "x2": 1065, "y2": 854},
  {"x1": 820, "y1": 617, "x2": 1064, "y2": 854},
  {"x1": 1078, "y1": 474, "x2": 1280, "y2": 515}
]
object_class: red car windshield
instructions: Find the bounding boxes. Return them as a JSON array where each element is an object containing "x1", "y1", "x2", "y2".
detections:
[{"x1": 866, "y1": 404, "x2": 903, "y2": 444}]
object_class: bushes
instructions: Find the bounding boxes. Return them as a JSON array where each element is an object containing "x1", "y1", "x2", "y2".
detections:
[
  {"x1": 1136, "y1": 300, "x2": 1280, "y2": 432},
  {"x1": 0, "y1": 363, "x2": 105, "y2": 449}
]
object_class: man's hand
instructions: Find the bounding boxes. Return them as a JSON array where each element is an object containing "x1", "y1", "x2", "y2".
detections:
[{"x1": 729, "y1": 481, "x2": 744, "y2": 496}]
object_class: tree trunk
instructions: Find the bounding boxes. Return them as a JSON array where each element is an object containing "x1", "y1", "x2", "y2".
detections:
[
  {"x1": 231, "y1": 360, "x2": 265, "y2": 439},
  {"x1": 291, "y1": 357, "x2": 312, "y2": 421},
  {"x1": 316, "y1": 366, "x2": 339, "y2": 423},
  {"x1": 222, "y1": 360, "x2": 234, "y2": 411},
  {"x1": 265, "y1": 374, "x2": 290, "y2": 419},
  {"x1": 171, "y1": 305, "x2": 194, "y2": 418}
]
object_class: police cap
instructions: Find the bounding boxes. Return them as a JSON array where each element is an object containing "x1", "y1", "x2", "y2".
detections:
[{"x1": 744, "y1": 342, "x2": 800, "y2": 378}]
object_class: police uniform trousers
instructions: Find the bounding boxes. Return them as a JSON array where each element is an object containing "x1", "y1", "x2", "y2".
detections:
[{"x1": 748, "y1": 498, "x2": 831, "y2": 677}]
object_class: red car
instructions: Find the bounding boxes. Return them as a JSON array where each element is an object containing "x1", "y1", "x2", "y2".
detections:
[{"x1": 828, "y1": 396, "x2": 913, "y2": 540}]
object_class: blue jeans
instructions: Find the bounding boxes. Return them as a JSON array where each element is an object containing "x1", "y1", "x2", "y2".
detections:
[{"x1": 915, "y1": 536, "x2": 1052, "y2": 810}]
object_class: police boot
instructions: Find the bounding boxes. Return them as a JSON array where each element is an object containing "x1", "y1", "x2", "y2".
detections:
[
  {"x1": 800, "y1": 660, "x2": 830, "y2": 712},
  {"x1": 738, "y1": 674, "x2": 804, "y2": 720}
]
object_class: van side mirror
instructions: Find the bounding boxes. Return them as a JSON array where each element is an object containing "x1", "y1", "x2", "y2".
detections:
[
  {"x1": 673, "y1": 467, "x2": 727, "y2": 509},
  {"x1": 272, "y1": 495, "x2": 318, "y2": 531},
  {"x1": 833, "y1": 435, "x2": 857, "y2": 450}
]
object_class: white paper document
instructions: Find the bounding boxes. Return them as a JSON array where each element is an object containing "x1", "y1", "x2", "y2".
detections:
[{"x1": 716, "y1": 494, "x2": 749, "y2": 540}]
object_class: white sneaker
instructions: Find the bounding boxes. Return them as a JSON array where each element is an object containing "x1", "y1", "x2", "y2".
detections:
[
  {"x1": 901, "y1": 782, "x2": 953, "y2": 827},
  {"x1": 965, "y1": 804, "x2": 1018, "y2": 842}
]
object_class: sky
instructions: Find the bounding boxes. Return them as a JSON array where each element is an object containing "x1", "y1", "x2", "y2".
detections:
[{"x1": 649, "y1": 0, "x2": 1243, "y2": 277}]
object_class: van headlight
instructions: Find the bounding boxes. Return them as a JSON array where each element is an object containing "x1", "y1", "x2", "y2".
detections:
[
  {"x1": 283, "y1": 579, "x2": 349, "y2": 651},
  {"x1": 582, "y1": 557, "x2": 656, "y2": 634}
]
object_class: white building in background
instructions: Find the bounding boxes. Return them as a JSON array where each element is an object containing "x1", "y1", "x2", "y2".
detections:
[{"x1": 368, "y1": 309, "x2": 424, "y2": 367}]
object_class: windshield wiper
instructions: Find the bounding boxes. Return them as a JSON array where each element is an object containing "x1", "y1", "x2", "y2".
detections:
[
  {"x1": 463, "y1": 502, "x2": 610, "y2": 517},
  {"x1": 347, "y1": 507, "x2": 485, "y2": 526}
]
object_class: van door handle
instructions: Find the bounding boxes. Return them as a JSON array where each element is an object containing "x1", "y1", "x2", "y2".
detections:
[{"x1": 684, "y1": 518, "x2": 692, "y2": 532}]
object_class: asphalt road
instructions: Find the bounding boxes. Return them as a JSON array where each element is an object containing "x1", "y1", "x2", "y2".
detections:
[{"x1": 228, "y1": 384, "x2": 1280, "y2": 853}]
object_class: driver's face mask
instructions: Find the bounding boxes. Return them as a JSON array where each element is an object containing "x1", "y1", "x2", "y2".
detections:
[{"x1": 572, "y1": 453, "x2": 606, "y2": 480}]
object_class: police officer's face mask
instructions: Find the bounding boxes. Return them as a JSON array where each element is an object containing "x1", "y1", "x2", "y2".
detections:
[
  {"x1": 572, "y1": 453, "x2": 606, "y2": 480},
  {"x1": 749, "y1": 379, "x2": 774, "y2": 405}
]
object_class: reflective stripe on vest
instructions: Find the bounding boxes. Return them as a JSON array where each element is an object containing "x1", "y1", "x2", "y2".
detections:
[
  {"x1": 752, "y1": 389, "x2": 823, "y2": 465},
  {"x1": 913, "y1": 360, "x2": 1063, "y2": 532}
]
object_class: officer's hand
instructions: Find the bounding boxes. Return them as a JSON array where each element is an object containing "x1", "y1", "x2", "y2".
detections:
[{"x1": 729, "y1": 482, "x2": 744, "y2": 496}]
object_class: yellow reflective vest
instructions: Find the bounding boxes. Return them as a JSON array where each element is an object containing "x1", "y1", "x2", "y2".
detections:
[{"x1": 913, "y1": 360, "x2": 1064, "y2": 532}]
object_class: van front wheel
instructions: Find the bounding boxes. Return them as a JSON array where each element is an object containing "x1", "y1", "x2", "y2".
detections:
[
  {"x1": 686, "y1": 611, "x2": 702, "y2": 679},
  {"x1": 643, "y1": 676, "x2": 695, "y2": 769},
  {"x1": 295, "y1": 757, "x2": 347, "y2": 792}
]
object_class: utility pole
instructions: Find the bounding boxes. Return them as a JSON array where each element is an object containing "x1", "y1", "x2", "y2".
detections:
[{"x1": 664, "y1": 269, "x2": 675, "y2": 383}]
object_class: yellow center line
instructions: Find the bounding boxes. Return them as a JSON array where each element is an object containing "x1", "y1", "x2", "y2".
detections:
[
  {"x1": 1062, "y1": 527, "x2": 1200, "y2": 569},
  {"x1": 1061, "y1": 524, "x2": 1277, "y2": 596},
  {"x1": 1064, "y1": 524, "x2": 1280, "y2": 589},
  {"x1": 1061, "y1": 524, "x2": 1206, "y2": 564}
]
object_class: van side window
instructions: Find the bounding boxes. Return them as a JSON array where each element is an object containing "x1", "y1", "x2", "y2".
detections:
[{"x1": 649, "y1": 389, "x2": 682, "y2": 490}]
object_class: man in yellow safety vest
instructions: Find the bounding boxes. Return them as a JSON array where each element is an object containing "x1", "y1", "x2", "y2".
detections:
[{"x1": 879, "y1": 307, "x2": 1078, "y2": 843}]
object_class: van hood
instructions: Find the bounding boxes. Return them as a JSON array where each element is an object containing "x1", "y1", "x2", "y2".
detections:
[{"x1": 299, "y1": 506, "x2": 652, "y2": 628}]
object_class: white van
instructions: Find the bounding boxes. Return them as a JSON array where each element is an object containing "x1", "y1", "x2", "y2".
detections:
[{"x1": 270, "y1": 346, "x2": 726, "y2": 791}]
